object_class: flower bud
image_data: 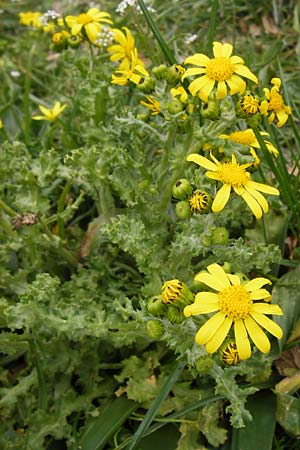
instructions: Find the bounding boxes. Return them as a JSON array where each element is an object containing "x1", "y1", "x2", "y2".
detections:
[
  {"x1": 161, "y1": 279, "x2": 194, "y2": 306},
  {"x1": 167, "y1": 98, "x2": 184, "y2": 114},
  {"x1": 175, "y1": 201, "x2": 192, "y2": 219},
  {"x1": 167, "y1": 306, "x2": 185, "y2": 323},
  {"x1": 146, "y1": 320, "x2": 164, "y2": 339},
  {"x1": 195, "y1": 355, "x2": 213, "y2": 373},
  {"x1": 238, "y1": 92, "x2": 260, "y2": 116},
  {"x1": 152, "y1": 64, "x2": 168, "y2": 80},
  {"x1": 172, "y1": 179, "x2": 193, "y2": 200},
  {"x1": 68, "y1": 35, "x2": 82, "y2": 48},
  {"x1": 219, "y1": 339, "x2": 240, "y2": 366},
  {"x1": 51, "y1": 31, "x2": 69, "y2": 51},
  {"x1": 137, "y1": 77, "x2": 155, "y2": 94},
  {"x1": 147, "y1": 295, "x2": 166, "y2": 316},
  {"x1": 222, "y1": 262, "x2": 231, "y2": 273},
  {"x1": 189, "y1": 190, "x2": 212, "y2": 214},
  {"x1": 211, "y1": 227, "x2": 229, "y2": 245},
  {"x1": 166, "y1": 64, "x2": 185, "y2": 85},
  {"x1": 200, "y1": 100, "x2": 219, "y2": 119}
]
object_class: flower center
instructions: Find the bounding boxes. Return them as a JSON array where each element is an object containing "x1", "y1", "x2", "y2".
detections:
[
  {"x1": 217, "y1": 162, "x2": 250, "y2": 187},
  {"x1": 206, "y1": 57, "x2": 235, "y2": 81},
  {"x1": 227, "y1": 129, "x2": 255, "y2": 146},
  {"x1": 269, "y1": 91, "x2": 284, "y2": 112},
  {"x1": 77, "y1": 13, "x2": 92, "y2": 24},
  {"x1": 218, "y1": 285, "x2": 252, "y2": 320}
]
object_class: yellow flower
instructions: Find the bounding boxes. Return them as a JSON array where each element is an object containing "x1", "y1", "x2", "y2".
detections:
[
  {"x1": 260, "y1": 78, "x2": 291, "y2": 128},
  {"x1": 239, "y1": 93, "x2": 260, "y2": 115},
  {"x1": 183, "y1": 41, "x2": 258, "y2": 102},
  {"x1": 32, "y1": 101, "x2": 67, "y2": 121},
  {"x1": 19, "y1": 12, "x2": 43, "y2": 28},
  {"x1": 65, "y1": 8, "x2": 112, "y2": 43},
  {"x1": 108, "y1": 27, "x2": 143, "y2": 69},
  {"x1": 52, "y1": 30, "x2": 70, "y2": 45},
  {"x1": 219, "y1": 128, "x2": 279, "y2": 157},
  {"x1": 184, "y1": 263, "x2": 283, "y2": 360},
  {"x1": 170, "y1": 86, "x2": 189, "y2": 103},
  {"x1": 0, "y1": 118, "x2": 2, "y2": 129},
  {"x1": 187, "y1": 152, "x2": 279, "y2": 219},
  {"x1": 140, "y1": 96, "x2": 160, "y2": 115},
  {"x1": 111, "y1": 49, "x2": 149, "y2": 86}
]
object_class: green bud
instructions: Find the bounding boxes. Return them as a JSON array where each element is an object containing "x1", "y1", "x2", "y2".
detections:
[
  {"x1": 137, "y1": 77, "x2": 155, "y2": 94},
  {"x1": 195, "y1": 355, "x2": 213, "y2": 373},
  {"x1": 152, "y1": 64, "x2": 168, "y2": 80},
  {"x1": 68, "y1": 35, "x2": 82, "y2": 48},
  {"x1": 172, "y1": 179, "x2": 193, "y2": 200},
  {"x1": 146, "y1": 320, "x2": 164, "y2": 339},
  {"x1": 175, "y1": 201, "x2": 192, "y2": 219},
  {"x1": 167, "y1": 306, "x2": 185, "y2": 323},
  {"x1": 136, "y1": 113, "x2": 149, "y2": 122},
  {"x1": 147, "y1": 295, "x2": 166, "y2": 316},
  {"x1": 211, "y1": 227, "x2": 229, "y2": 245},
  {"x1": 201, "y1": 235, "x2": 212, "y2": 247},
  {"x1": 235, "y1": 273, "x2": 249, "y2": 284},
  {"x1": 189, "y1": 190, "x2": 212, "y2": 214},
  {"x1": 200, "y1": 100, "x2": 219, "y2": 119},
  {"x1": 222, "y1": 262, "x2": 231, "y2": 273},
  {"x1": 167, "y1": 98, "x2": 183, "y2": 114},
  {"x1": 166, "y1": 64, "x2": 185, "y2": 85}
]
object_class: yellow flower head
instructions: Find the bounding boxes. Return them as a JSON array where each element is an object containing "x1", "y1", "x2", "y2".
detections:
[
  {"x1": 183, "y1": 41, "x2": 258, "y2": 102},
  {"x1": 32, "y1": 101, "x2": 67, "y2": 121},
  {"x1": 219, "y1": 128, "x2": 279, "y2": 157},
  {"x1": 239, "y1": 92, "x2": 260, "y2": 115},
  {"x1": 65, "y1": 8, "x2": 112, "y2": 43},
  {"x1": 108, "y1": 27, "x2": 143, "y2": 69},
  {"x1": 162, "y1": 279, "x2": 183, "y2": 304},
  {"x1": 187, "y1": 152, "x2": 279, "y2": 219},
  {"x1": 140, "y1": 96, "x2": 160, "y2": 115},
  {"x1": 260, "y1": 78, "x2": 291, "y2": 128},
  {"x1": 52, "y1": 31, "x2": 70, "y2": 45},
  {"x1": 111, "y1": 49, "x2": 149, "y2": 86},
  {"x1": 19, "y1": 11, "x2": 43, "y2": 29},
  {"x1": 184, "y1": 263, "x2": 283, "y2": 360}
]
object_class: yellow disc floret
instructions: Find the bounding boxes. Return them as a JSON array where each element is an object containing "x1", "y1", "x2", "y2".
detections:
[
  {"x1": 206, "y1": 57, "x2": 235, "y2": 81},
  {"x1": 217, "y1": 161, "x2": 250, "y2": 187},
  {"x1": 218, "y1": 285, "x2": 252, "y2": 320}
]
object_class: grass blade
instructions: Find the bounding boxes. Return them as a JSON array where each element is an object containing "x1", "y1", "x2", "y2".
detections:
[
  {"x1": 79, "y1": 396, "x2": 137, "y2": 450},
  {"x1": 126, "y1": 360, "x2": 186, "y2": 450}
]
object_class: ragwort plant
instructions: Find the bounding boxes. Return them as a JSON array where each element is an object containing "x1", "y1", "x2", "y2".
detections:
[{"x1": 0, "y1": 0, "x2": 300, "y2": 449}]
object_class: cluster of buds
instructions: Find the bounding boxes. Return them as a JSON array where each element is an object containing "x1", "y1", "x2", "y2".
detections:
[
  {"x1": 146, "y1": 279, "x2": 195, "y2": 337},
  {"x1": 172, "y1": 179, "x2": 212, "y2": 219}
]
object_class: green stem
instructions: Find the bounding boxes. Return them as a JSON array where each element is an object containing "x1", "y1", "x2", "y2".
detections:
[
  {"x1": 57, "y1": 179, "x2": 73, "y2": 239},
  {"x1": 137, "y1": 0, "x2": 177, "y2": 65},
  {"x1": 23, "y1": 43, "x2": 36, "y2": 146},
  {"x1": 207, "y1": 0, "x2": 219, "y2": 52}
]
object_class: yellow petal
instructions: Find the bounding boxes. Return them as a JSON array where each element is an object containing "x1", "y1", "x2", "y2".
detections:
[
  {"x1": 193, "y1": 273, "x2": 226, "y2": 291},
  {"x1": 213, "y1": 42, "x2": 233, "y2": 58},
  {"x1": 227, "y1": 274, "x2": 241, "y2": 286},
  {"x1": 188, "y1": 76, "x2": 211, "y2": 96},
  {"x1": 184, "y1": 53, "x2": 210, "y2": 66},
  {"x1": 244, "y1": 316, "x2": 270, "y2": 353},
  {"x1": 234, "y1": 319, "x2": 251, "y2": 360},
  {"x1": 226, "y1": 74, "x2": 246, "y2": 95},
  {"x1": 234, "y1": 64, "x2": 258, "y2": 83},
  {"x1": 71, "y1": 23, "x2": 83, "y2": 36},
  {"x1": 183, "y1": 302, "x2": 219, "y2": 317},
  {"x1": 235, "y1": 188, "x2": 262, "y2": 219},
  {"x1": 212, "y1": 183, "x2": 231, "y2": 212},
  {"x1": 194, "y1": 292, "x2": 219, "y2": 303},
  {"x1": 207, "y1": 263, "x2": 230, "y2": 288},
  {"x1": 230, "y1": 55, "x2": 244, "y2": 64},
  {"x1": 244, "y1": 277, "x2": 271, "y2": 292},
  {"x1": 195, "y1": 311, "x2": 226, "y2": 345},
  {"x1": 183, "y1": 67, "x2": 206, "y2": 77},
  {"x1": 245, "y1": 186, "x2": 269, "y2": 213},
  {"x1": 85, "y1": 22, "x2": 100, "y2": 42},
  {"x1": 206, "y1": 317, "x2": 233, "y2": 353},
  {"x1": 246, "y1": 180, "x2": 279, "y2": 196},
  {"x1": 186, "y1": 154, "x2": 218, "y2": 171},
  {"x1": 250, "y1": 311, "x2": 283, "y2": 339},
  {"x1": 198, "y1": 78, "x2": 215, "y2": 102},
  {"x1": 250, "y1": 289, "x2": 272, "y2": 300},
  {"x1": 252, "y1": 303, "x2": 283, "y2": 315},
  {"x1": 216, "y1": 80, "x2": 227, "y2": 99}
]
